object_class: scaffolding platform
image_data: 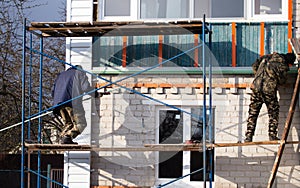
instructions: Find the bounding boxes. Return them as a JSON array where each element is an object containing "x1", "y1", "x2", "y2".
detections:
[
  {"x1": 28, "y1": 20, "x2": 208, "y2": 37},
  {"x1": 25, "y1": 142, "x2": 204, "y2": 152},
  {"x1": 25, "y1": 140, "x2": 300, "y2": 152}
]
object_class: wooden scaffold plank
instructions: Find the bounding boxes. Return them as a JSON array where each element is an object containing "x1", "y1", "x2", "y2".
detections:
[{"x1": 25, "y1": 140, "x2": 300, "y2": 152}]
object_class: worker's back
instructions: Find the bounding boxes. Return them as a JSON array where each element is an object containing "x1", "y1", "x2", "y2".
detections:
[{"x1": 251, "y1": 53, "x2": 289, "y2": 95}]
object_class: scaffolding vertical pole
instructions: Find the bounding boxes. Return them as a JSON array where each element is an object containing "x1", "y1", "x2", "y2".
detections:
[
  {"x1": 208, "y1": 23, "x2": 213, "y2": 188},
  {"x1": 28, "y1": 32, "x2": 33, "y2": 188},
  {"x1": 202, "y1": 14, "x2": 207, "y2": 188},
  {"x1": 37, "y1": 37, "x2": 43, "y2": 188},
  {"x1": 28, "y1": 33, "x2": 33, "y2": 140},
  {"x1": 21, "y1": 18, "x2": 26, "y2": 188}
]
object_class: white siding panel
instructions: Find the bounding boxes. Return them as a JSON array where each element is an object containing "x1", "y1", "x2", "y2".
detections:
[
  {"x1": 68, "y1": 0, "x2": 93, "y2": 22},
  {"x1": 69, "y1": 182, "x2": 90, "y2": 188},
  {"x1": 72, "y1": 0, "x2": 92, "y2": 8},
  {"x1": 71, "y1": 8, "x2": 92, "y2": 16},
  {"x1": 70, "y1": 15, "x2": 93, "y2": 21},
  {"x1": 71, "y1": 47, "x2": 92, "y2": 54},
  {"x1": 68, "y1": 166, "x2": 90, "y2": 174},
  {"x1": 68, "y1": 174, "x2": 90, "y2": 182},
  {"x1": 66, "y1": 1, "x2": 93, "y2": 187},
  {"x1": 70, "y1": 39, "x2": 92, "y2": 48},
  {"x1": 64, "y1": 152, "x2": 91, "y2": 188},
  {"x1": 67, "y1": 151, "x2": 91, "y2": 158},
  {"x1": 70, "y1": 55, "x2": 91, "y2": 64}
]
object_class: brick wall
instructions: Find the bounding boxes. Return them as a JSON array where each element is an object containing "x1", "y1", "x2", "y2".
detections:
[{"x1": 91, "y1": 73, "x2": 300, "y2": 187}]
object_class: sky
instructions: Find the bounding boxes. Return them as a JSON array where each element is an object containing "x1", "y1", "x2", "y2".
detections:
[{"x1": 27, "y1": 0, "x2": 65, "y2": 22}]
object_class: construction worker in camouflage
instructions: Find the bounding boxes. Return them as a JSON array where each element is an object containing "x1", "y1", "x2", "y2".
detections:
[{"x1": 245, "y1": 52, "x2": 296, "y2": 142}]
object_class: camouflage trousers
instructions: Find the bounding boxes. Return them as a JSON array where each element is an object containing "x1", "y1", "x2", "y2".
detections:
[
  {"x1": 57, "y1": 106, "x2": 87, "y2": 139},
  {"x1": 246, "y1": 91, "x2": 279, "y2": 137}
]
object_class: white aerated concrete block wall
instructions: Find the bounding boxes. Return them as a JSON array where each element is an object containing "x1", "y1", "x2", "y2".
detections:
[{"x1": 91, "y1": 73, "x2": 300, "y2": 188}]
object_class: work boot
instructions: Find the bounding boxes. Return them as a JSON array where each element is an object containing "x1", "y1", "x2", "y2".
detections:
[
  {"x1": 269, "y1": 126, "x2": 279, "y2": 141},
  {"x1": 244, "y1": 133, "x2": 253, "y2": 143},
  {"x1": 269, "y1": 135, "x2": 280, "y2": 141},
  {"x1": 61, "y1": 135, "x2": 78, "y2": 145}
]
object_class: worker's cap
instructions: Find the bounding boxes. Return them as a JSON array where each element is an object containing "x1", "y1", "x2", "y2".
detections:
[
  {"x1": 74, "y1": 65, "x2": 83, "y2": 69},
  {"x1": 282, "y1": 53, "x2": 296, "y2": 64}
]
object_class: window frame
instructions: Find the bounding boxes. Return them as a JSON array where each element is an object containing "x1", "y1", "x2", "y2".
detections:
[
  {"x1": 99, "y1": 0, "x2": 138, "y2": 21},
  {"x1": 248, "y1": 0, "x2": 288, "y2": 22},
  {"x1": 98, "y1": 0, "x2": 288, "y2": 22}
]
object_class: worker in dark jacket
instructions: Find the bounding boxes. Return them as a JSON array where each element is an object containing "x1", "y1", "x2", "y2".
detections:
[
  {"x1": 245, "y1": 52, "x2": 296, "y2": 142},
  {"x1": 52, "y1": 65, "x2": 97, "y2": 144}
]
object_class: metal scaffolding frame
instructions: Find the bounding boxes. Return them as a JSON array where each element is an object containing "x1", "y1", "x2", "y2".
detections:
[
  {"x1": 18, "y1": 14, "x2": 300, "y2": 188},
  {"x1": 21, "y1": 15, "x2": 214, "y2": 188}
]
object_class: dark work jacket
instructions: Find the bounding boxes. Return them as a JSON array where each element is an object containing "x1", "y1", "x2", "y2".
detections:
[
  {"x1": 52, "y1": 67, "x2": 93, "y2": 112},
  {"x1": 251, "y1": 52, "x2": 290, "y2": 95}
]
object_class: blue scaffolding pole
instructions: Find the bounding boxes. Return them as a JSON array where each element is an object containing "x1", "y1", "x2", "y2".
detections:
[
  {"x1": 208, "y1": 23, "x2": 214, "y2": 188},
  {"x1": 21, "y1": 18, "x2": 26, "y2": 188},
  {"x1": 202, "y1": 14, "x2": 207, "y2": 188}
]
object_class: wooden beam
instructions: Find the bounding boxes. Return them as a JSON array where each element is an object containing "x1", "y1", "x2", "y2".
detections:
[
  {"x1": 288, "y1": 0, "x2": 293, "y2": 52},
  {"x1": 212, "y1": 140, "x2": 299, "y2": 147},
  {"x1": 260, "y1": 22, "x2": 265, "y2": 56},
  {"x1": 194, "y1": 34, "x2": 199, "y2": 67},
  {"x1": 122, "y1": 36, "x2": 127, "y2": 67},
  {"x1": 158, "y1": 35, "x2": 163, "y2": 66},
  {"x1": 25, "y1": 140, "x2": 299, "y2": 152},
  {"x1": 232, "y1": 22, "x2": 236, "y2": 67},
  {"x1": 146, "y1": 141, "x2": 300, "y2": 149},
  {"x1": 267, "y1": 68, "x2": 300, "y2": 188}
]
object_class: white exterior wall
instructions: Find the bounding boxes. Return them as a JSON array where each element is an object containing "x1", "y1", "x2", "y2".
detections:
[
  {"x1": 91, "y1": 73, "x2": 300, "y2": 188},
  {"x1": 294, "y1": 0, "x2": 300, "y2": 38},
  {"x1": 65, "y1": 0, "x2": 94, "y2": 188}
]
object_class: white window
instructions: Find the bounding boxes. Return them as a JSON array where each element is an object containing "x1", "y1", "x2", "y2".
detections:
[
  {"x1": 98, "y1": 0, "x2": 288, "y2": 22},
  {"x1": 155, "y1": 107, "x2": 214, "y2": 187},
  {"x1": 255, "y1": 0, "x2": 282, "y2": 15},
  {"x1": 140, "y1": 0, "x2": 190, "y2": 19},
  {"x1": 194, "y1": 0, "x2": 244, "y2": 18},
  {"x1": 251, "y1": 0, "x2": 288, "y2": 21},
  {"x1": 104, "y1": 0, "x2": 130, "y2": 16},
  {"x1": 99, "y1": 0, "x2": 138, "y2": 20}
]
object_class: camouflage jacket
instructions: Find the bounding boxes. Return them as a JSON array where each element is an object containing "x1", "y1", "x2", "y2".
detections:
[{"x1": 251, "y1": 52, "x2": 290, "y2": 94}]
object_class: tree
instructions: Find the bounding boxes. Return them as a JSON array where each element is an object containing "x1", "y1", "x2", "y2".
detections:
[{"x1": 0, "y1": 0, "x2": 66, "y2": 153}]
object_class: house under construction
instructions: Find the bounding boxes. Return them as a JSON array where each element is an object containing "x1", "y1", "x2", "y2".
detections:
[{"x1": 20, "y1": 0, "x2": 300, "y2": 188}]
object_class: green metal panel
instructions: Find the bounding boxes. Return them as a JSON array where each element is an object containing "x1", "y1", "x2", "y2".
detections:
[
  {"x1": 92, "y1": 36, "x2": 123, "y2": 67},
  {"x1": 265, "y1": 23, "x2": 288, "y2": 54},
  {"x1": 236, "y1": 23, "x2": 260, "y2": 67},
  {"x1": 209, "y1": 23, "x2": 232, "y2": 67},
  {"x1": 127, "y1": 35, "x2": 159, "y2": 67},
  {"x1": 92, "y1": 22, "x2": 288, "y2": 69},
  {"x1": 163, "y1": 34, "x2": 195, "y2": 67}
]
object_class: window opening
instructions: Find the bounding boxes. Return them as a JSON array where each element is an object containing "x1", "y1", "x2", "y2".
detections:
[{"x1": 157, "y1": 108, "x2": 215, "y2": 183}]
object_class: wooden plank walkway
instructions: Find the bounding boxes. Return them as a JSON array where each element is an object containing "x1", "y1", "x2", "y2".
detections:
[{"x1": 25, "y1": 140, "x2": 300, "y2": 152}]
